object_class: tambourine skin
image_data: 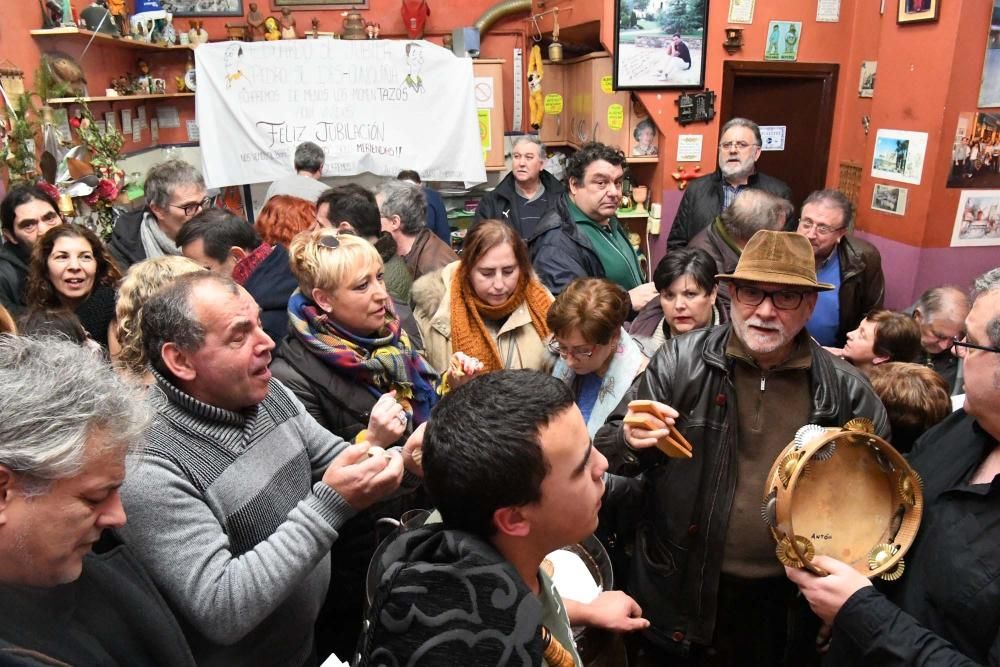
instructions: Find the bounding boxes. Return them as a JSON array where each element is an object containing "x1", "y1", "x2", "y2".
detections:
[{"x1": 762, "y1": 426, "x2": 923, "y2": 580}]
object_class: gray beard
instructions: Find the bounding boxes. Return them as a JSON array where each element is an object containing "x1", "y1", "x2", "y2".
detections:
[{"x1": 721, "y1": 161, "x2": 754, "y2": 182}]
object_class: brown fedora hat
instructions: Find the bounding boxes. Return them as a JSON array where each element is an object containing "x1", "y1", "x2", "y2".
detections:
[{"x1": 716, "y1": 230, "x2": 835, "y2": 291}]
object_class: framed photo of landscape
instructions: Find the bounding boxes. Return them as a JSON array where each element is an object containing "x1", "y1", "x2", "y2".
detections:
[
  {"x1": 161, "y1": 0, "x2": 244, "y2": 17},
  {"x1": 613, "y1": 0, "x2": 709, "y2": 90},
  {"x1": 870, "y1": 129, "x2": 928, "y2": 185}
]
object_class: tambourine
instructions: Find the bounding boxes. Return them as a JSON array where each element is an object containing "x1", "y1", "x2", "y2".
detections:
[{"x1": 761, "y1": 419, "x2": 923, "y2": 581}]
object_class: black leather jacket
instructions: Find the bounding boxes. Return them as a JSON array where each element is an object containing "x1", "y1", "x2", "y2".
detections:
[{"x1": 594, "y1": 324, "x2": 888, "y2": 653}]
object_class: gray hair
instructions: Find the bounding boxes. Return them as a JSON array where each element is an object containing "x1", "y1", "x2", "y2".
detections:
[
  {"x1": 802, "y1": 189, "x2": 854, "y2": 231},
  {"x1": 144, "y1": 159, "x2": 205, "y2": 210},
  {"x1": 721, "y1": 189, "x2": 794, "y2": 243},
  {"x1": 512, "y1": 134, "x2": 546, "y2": 156},
  {"x1": 141, "y1": 272, "x2": 238, "y2": 378},
  {"x1": 972, "y1": 267, "x2": 1000, "y2": 349},
  {"x1": 0, "y1": 336, "x2": 149, "y2": 496},
  {"x1": 293, "y1": 142, "x2": 325, "y2": 174},
  {"x1": 375, "y1": 179, "x2": 427, "y2": 237},
  {"x1": 913, "y1": 285, "x2": 971, "y2": 325},
  {"x1": 720, "y1": 117, "x2": 762, "y2": 146}
]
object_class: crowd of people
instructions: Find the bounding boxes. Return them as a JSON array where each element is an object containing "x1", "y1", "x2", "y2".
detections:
[{"x1": 1, "y1": 122, "x2": 998, "y2": 666}]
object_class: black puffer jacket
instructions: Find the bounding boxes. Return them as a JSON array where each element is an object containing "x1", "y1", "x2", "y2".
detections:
[
  {"x1": 594, "y1": 324, "x2": 888, "y2": 654},
  {"x1": 666, "y1": 169, "x2": 794, "y2": 250},
  {"x1": 528, "y1": 195, "x2": 605, "y2": 295},
  {"x1": 0, "y1": 242, "x2": 29, "y2": 316},
  {"x1": 474, "y1": 169, "x2": 565, "y2": 239},
  {"x1": 833, "y1": 235, "x2": 885, "y2": 348}
]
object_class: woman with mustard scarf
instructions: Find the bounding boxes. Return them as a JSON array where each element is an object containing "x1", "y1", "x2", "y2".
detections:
[{"x1": 411, "y1": 219, "x2": 555, "y2": 376}]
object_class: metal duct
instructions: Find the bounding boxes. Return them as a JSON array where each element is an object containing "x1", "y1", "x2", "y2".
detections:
[{"x1": 473, "y1": 0, "x2": 532, "y2": 35}]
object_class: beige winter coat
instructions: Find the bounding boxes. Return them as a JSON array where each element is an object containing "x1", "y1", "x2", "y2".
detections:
[{"x1": 410, "y1": 261, "x2": 555, "y2": 375}]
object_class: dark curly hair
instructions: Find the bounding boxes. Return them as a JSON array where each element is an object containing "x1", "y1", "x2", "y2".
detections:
[
  {"x1": 26, "y1": 224, "x2": 122, "y2": 309},
  {"x1": 565, "y1": 142, "x2": 627, "y2": 189}
]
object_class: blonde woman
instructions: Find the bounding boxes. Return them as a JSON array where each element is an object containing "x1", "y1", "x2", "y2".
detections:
[{"x1": 111, "y1": 255, "x2": 205, "y2": 382}]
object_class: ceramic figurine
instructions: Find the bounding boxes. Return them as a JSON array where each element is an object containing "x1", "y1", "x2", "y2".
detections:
[
  {"x1": 263, "y1": 16, "x2": 280, "y2": 40},
  {"x1": 247, "y1": 2, "x2": 265, "y2": 41},
  {"x1": 280, "y1": 8, "x2": 296, "y2": 39},
  {"x1": 188, "y1": 19, "x2": 209, "y2": 47}
]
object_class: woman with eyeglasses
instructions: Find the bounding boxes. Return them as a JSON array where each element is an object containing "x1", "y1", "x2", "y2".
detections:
[
  {"x1": 628, "y1": 247, "x2": 725, "y2": 355},
  {"x1": 411, "y1": 219, "x2": 555, "y2": 375},
  {"x1": 25, "y1": 224, "x2": 122, "y2": 350},
  {"x1": 548, "y1": 277, "x2": 648, "y2": 436},
  {"x1": 269, "y1": 229, "x2": 438, "y2": 657},
  {"x1": 0, "y1": 184, "x2": 63, "y2": 316}
]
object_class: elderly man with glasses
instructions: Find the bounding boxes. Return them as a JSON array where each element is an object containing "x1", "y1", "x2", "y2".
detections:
[
  {"x1": 788, "y1": 267, "x2": 1000, "y2": 666},
  {"x1": 595, "y1": 230, "x2": 887, "y2": 666},
  {"x1": 109, "y1": 159, "x2": 211, "y2": 272},
  {"x1": 796, "y1": 189, "x2": 885, "y2": 348},
  {"x1": 667, "y1": 117, "x2": 794, "y2": 250}
]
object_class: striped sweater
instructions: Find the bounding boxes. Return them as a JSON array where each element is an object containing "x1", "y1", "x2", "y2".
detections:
[{"x1": 118, "y1": 374, "x2": 355, "y2": 666}]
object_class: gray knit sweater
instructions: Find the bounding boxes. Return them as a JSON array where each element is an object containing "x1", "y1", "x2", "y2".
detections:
[{"x1": 118, "y1": 374, "x2": 356, "y2": 666}]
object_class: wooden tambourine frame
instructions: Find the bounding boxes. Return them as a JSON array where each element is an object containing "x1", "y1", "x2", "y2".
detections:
[{"x1": 762, "y1": 420, "x2": 923, "y2": 581}]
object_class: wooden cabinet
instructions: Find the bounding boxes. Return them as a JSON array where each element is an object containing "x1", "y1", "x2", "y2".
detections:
[
  {"x1": 537, "y1": 53, "x2": 655, "y2": 164},
  {"x1": 471, "y1": 59, "x2": 506, "y2": 172}
]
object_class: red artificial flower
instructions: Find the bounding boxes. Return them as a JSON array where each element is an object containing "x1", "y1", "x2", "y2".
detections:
[
  {"x1": 36, "y1": 181, "x2": 61, "y2": 203},
  {"x1": 96, "y1": 178, "x2": 118, "y2": 201}
]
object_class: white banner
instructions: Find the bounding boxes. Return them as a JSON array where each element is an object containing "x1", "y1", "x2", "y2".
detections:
[{"x1": 195, "y1": 40, "x2": 487, "y2": 188}]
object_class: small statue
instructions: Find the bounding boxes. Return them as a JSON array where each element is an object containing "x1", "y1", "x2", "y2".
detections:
[
  {"x1": 161, "y1": 12, "x2": 177, "y2": 45},
  {"x1": 247, "y1": 2, "x2": 265, "y2": 41},
  {"x1": 366, "y1": 22, "x2": 374, "y2": 39},
  {"x1": 39, "y1": 0, "x2": 63, "y2": 28},
  {"x1": 280, "y1": 7, "x2": 297, "y2": 39},
  {"x1": 106, "y1": 0, "x2": 128, "y2": 36},
  {"x1": 135, "y1": 58, "x2": 151, "y2": 93},
  {"x1": 263, "y1": 16, "x2": 281, "y2": 40},
  {"x1": 310, "y1": 17, "x2": 320, "y2": 38},
  {"x1": 188, "y1": 19, "x2": 209, "y2": 47}
]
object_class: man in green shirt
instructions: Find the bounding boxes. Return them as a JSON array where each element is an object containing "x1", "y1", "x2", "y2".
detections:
[
  {"x1": 531, "y1": 142, "x2": 657, "y2": 310},
  {"x1": 358, "y1": 371, "x2": 649, "y2": 664}
]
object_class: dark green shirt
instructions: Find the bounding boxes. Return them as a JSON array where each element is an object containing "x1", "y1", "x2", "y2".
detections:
[{"x1": 566, "y1": 196, "x2": 643, "y2": 290}]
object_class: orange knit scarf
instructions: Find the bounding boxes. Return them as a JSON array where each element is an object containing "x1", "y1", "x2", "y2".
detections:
[{"x1": 449, "y1": 265, "x2": 552, "y2": 372}]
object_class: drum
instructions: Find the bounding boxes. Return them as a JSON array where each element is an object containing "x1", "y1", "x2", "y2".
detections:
[{"x1": 761, "y1": 419, "x2": 923, "y2": 580}]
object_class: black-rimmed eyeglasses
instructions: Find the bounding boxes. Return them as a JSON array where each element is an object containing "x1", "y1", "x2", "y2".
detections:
[
  {"x1": 951, "y1": 336, "x2": 1000, "y2": 356},
  {"x1": 169, "y1": 197, "x2": 213, "y2": 217},
  {"x1": 546, "y1": 338, "x2": 597, "y2": 359},
  {"x1": 733, "y1": 285, "x2": 808, "y2": 310}
]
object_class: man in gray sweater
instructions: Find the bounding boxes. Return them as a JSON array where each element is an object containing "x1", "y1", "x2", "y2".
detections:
[{"x1": 118, "y1": 272, "x2": 422, "y2": 665}]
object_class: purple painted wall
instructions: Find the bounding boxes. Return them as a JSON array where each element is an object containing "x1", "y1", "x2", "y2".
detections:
[{"x1": 856, "y1": 231, "x2": 1000, "y2": 310}]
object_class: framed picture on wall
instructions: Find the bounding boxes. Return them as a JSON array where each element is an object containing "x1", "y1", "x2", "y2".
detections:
[
  {"x1": 161, "y1": 0, "x2": 244, "y2": 16},
  {"x1": 978, "y1": 0, "x2": 1000, "y2": 106},
  {"x1": 947, "y1": 112, "x2": 1000, "y2": 188},
  {"x1": 270, "y1": 0, "x2": 369, "y2": 9},
  {"x1": 871, "y1": 129, "x2": 928, "y2": 185},
  {"x1": 763, "y1": 21, "x2": 802, "y2": 62},
  {"x1": 897, "y1": 0, "x2": 940, "y2": 24},
  {"x1": 871, "y1": 183, "x2": 908, "y2": 215},
  {"x1": 612, "y1": 0, "x2": 709, "y2": 90},
  {"x1": 858, "y1": 61, "x2": 876, "y2": 98},
  {"x1": 951, "y1": 190, "x2": 1000, "y2": 247}
]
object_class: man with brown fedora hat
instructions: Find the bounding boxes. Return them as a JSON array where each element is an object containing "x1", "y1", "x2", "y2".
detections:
[{"x1": 595, "y1": 230, "x2": 888, "y2": 666}]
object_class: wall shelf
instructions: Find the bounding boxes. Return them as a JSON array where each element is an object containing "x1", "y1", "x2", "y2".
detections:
[
  {"x1": 46, "y1": 93, "x2": 195, "y2": 105},
  {"x1": 31, "y1": 27, "x2": 193, "y2": 51}
]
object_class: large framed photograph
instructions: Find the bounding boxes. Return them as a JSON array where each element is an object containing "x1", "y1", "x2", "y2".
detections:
[
  {"x1": 947, "y1": 112, "x2": 1000, "y2": 188},
  {"x1": 978, "y1": 0, "x2": 1000, "y2": 106},
  {"x1": 897, "y1": 0, "x2": 940, "y2": 24},
  {"x1": 871, "y1": 183, "x2": 908, "y2": 216},
  {"x1": 270, "y1": 0, "x2": 368, "y2": 9},
  {"x1": 951, "y1": 190, "x2": 1000, "y2": 246},
  {"x1": 613, "y1": 0, "x2": 708, "y2": 90},
  {"x1": 161, "y1": 0, "x2": 244, "y2": 16},
  {"x1": 871, "y1": 129, "x2": 928, "y2": 185}
]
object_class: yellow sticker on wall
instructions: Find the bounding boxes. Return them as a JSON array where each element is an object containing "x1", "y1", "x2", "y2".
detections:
[
  {"x1": 544, "y1": 93, "x2": 563, "y2": 114},
  {"x1": 600, "y1": 76, "x2": 614, "y2": 94},
  {"x1": 478, "y1": 108, "x2": 491, "y2": 151},
  {"x1": 608, "y1": 103, "x2": 624, "y2": 130}
]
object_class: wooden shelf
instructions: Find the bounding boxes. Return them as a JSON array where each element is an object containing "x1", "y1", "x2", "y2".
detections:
[
  {"x1": 46, "y1": 93, "x2": 195, "y2": 105},
  {"x1": 31, "y1": 27, "x2": 193, "y2": 51},
  {"x1": 627, "y1": 156, "x2": 659, "y2": 164}
]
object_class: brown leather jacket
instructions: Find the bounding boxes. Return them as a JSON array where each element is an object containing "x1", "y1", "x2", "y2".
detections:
[{"x1": 403, "y1": 228, "x2": 458, "y2": 281}]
